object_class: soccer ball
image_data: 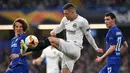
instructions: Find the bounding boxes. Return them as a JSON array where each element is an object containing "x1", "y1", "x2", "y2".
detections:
[{"x1": 25, "y1": 35, "x2": 38, "y2": 47}]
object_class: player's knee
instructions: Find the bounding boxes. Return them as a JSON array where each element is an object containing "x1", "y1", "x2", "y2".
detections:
[
  {"x1": 48, "y1": 37, "x2": 55, "y2": 43},
  {"x1": 49, "y1": 37, "x2": 60, "y2": 45}
]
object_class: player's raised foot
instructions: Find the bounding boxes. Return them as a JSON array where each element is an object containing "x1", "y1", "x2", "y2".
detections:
[{"x1": 20, "y1": 40, "x2": 28, "y2": 54}]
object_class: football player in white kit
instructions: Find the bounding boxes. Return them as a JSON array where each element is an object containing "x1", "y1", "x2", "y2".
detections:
[
  {"x1": 32, "y1": 46, "x2": 63, "y2": 73},
  {"x1": 20, "y1": 3, "x2": 103, "y2": 73},
  {"x1": 48, "y1": 3, "x2": 103, "y2": 73}
]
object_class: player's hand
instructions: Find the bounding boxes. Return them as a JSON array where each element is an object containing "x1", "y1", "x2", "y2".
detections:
[
  {"x1": 5, "y1": 68, "x2": 11, "y2": 72},
  {"x1": 96, "y1": 48, "x2": 103, "y2": 53},
  {"x1": 32, "y1": 59, "x2": 36, "y2": 65},
  {"x1": 9, "y1": 54, "x2": 19, "y2": 60},
  {"x1": 95, "y1": 56, "x2": 103, "y2": 63},
  {"x1": 50, "y1": 31, "x2": 56, "y2": 37}
]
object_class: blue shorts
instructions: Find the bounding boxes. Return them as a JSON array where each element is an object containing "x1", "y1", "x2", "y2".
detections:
[
  {"x1": 99, "y1": 63, "x2": 120, "y2": 73},
  {"x1": 5, "y1": 64, "x2": 28, "y2": 73}
]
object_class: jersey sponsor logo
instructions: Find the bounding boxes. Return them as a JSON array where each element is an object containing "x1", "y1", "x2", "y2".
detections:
[
  {"x1": 116, "y1": 32, "x2": 122, "y2": 35},
  {"x1": 67, "y1": 30, "x2": 76, "y2": 35},
  {"x1": 11, "y1": 43, "x2": 17, "y2": 47}
]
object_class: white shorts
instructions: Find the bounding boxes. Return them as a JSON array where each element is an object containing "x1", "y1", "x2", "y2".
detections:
[
  {"x1": 47, "y1": 68, "x2": 60, "y2": 73},
  {"x1": 58, "y1": 39, "x2": 81, "y2": 72}
]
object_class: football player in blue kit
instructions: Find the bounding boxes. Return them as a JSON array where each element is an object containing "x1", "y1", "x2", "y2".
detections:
[
  {"x1": 95, "y1": 12, "x2": 128, "y2": 73},
  {"x1": 5, "y1": 18, "x2": 29, "y2": 73}
]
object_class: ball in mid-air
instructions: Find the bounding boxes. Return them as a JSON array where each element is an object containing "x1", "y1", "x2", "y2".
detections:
[{"x1": 25, "y1": 35, "x2": 38, "y2": 48}]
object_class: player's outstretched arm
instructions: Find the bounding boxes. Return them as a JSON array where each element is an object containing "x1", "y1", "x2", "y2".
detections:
[
  {"x1": 85, "y1": 32, "x2": 103, "y2": 53},
  {"x1": 5, "y1": 61, "x2": 12, "y2": 72},
  {"x1": 95, "y1": 45, "x2": 116, "y2": 63},
  {"x1": 20, "y1": 38, "x2": 51, "y2": 54},
  {"x1": 32, "y1": 57, "x2": 44, "y2": 65},
  {"x1": 22, "y1": 52, "x2": 32, "y2": 56},
  {"x1": 81, "y1": 19, "x2": 103, "y2": 53},
  {"x1": 120, "y1": 41, "x2": 128, "y2": 55}
]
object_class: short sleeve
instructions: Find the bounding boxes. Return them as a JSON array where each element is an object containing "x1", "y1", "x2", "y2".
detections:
[
  {"x1": 109, "y1": 36, "x2": 117, "y2": 45},
  {"x1": 21, "y1": 34, "x2": 27, "y2": 41},
  {"x1": 107, "y1": 30, "x2": 117, "y2": 45},
  {"x1": 122, "y1": 34, "x2": 125, "y2": 41}
]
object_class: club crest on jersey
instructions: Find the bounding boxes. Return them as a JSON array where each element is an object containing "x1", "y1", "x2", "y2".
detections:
[{"x1": 73, "y1": 23, "x2": 77, "y2": 28}]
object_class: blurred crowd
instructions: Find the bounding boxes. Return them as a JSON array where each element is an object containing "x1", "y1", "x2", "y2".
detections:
[
  {"x1": 79, "y1": 0, "x2": 130, "y2": 9},
  {"x1": 0, "y1": 0, "x2": 130, "y2": 9},
  {"x1": 0, "y1": 0, "x2": 68, "y2": 9}
]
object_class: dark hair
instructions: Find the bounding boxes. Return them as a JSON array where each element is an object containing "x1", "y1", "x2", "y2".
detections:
[
  {"x1": 63, "y1": 3, "x2": 76, "y2": 10},
  {"x1": 105, "y1": 12, "x2": 116, "y2": 19},
  {"x1": 13, "y1": 18, "x2": 28, "y2": 32}
]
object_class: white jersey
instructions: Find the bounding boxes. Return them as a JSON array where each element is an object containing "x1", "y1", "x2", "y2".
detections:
[
  {"x1": 41, "y1": 46, "x2": 63, "y2": 73},
  {"x1": 52, "y1": 15, "x2": 90, "y2": 48}
]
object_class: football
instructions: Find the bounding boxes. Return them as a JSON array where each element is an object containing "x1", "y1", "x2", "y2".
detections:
[{"x1": 25, "y1": 35, "x2": 38, "y2": 47}]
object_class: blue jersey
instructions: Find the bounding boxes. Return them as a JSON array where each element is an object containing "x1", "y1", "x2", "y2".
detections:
[
  {"x1": 106, "y1": 26, "x2": 125, "y2": 64},
  {"x1": 11, "y1": 34, "x2": 28, "y2": 68}
]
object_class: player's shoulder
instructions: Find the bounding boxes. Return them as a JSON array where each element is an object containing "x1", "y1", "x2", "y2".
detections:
[
  {"x1": 55, "y1": 48, "x2": 61, "y2": 53},
  {"x1": 42, "y1": 46, "x2": 49, "y2": 53},
  {"x1": 54, "y1": 48, "x2": 63, "y2": 56},
  {"x1": 42, "y1": 48, "x2": 48, "y2": 54},
  {"x1": 20, "y1": 33, "x2": 27, "y2": 39},
  {"x1": 11, "y1": 34, "x2": 26, "y2": 41},
  {"x1": 44, "y1": 46, "x2": 51, "y2": 50},
  {"x1": 21, "y1": 34, "x2": 27, "y2": 42},
  {"x1": 110, "y1": 26, "x2": 122, "y2": 36},
  {"x1": 77, "y1": 15, "x2": 88, "y2": 22},
  {"x1": 111, "y1": 26, "x2": 121, "y2": 32},
  {"x1": 52, "y1": 47, "x2": 62, "y2": 53},
  {"x1": 11, "y1": 37, "x2": 16, "y2": 41}
]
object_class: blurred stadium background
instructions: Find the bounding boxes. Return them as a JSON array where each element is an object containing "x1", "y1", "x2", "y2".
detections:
[{"x1": 0, "y1": 0, "x2": 130, "y2": 73}]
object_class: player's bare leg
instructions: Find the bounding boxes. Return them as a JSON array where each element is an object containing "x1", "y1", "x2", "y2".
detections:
[
  {"x1": 62, "y1": 68, "x2": 71, "y2": 73},
  {"x1": 49, "y1": 37, "x2": 74, "y2": 73},
  {"x1": 48, "y1": 37, "x2": 60, "y2": 49}
]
